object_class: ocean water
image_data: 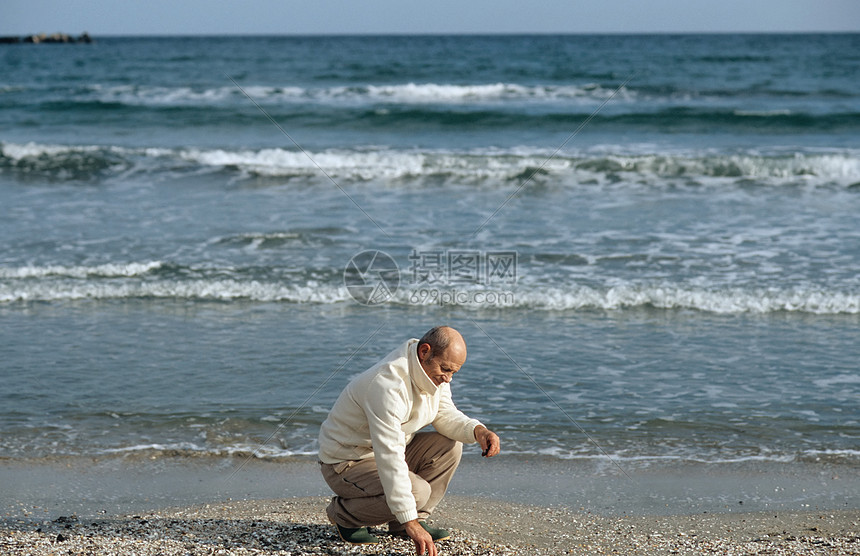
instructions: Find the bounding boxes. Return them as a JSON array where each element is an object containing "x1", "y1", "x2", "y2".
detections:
[{"x1": 1, "y1": 34, "x2": 859, "y2": 475}]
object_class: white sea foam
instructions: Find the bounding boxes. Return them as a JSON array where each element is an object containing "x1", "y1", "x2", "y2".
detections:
[
  {"x1": 801, "y1": 449, "x2": 860, "y2": 459},
  {"x1": 0, "y1": 142, "x2": 172, "y2": 165},
  {"x1": 174, "y1": 147, "x2": 860, "y2": 186},
  {"x1": 178, "y1": 147, "x2": 429, "y2": 180},
  {"x1": 0, "y1": 277, "x2": 350, "y2": 304},
  {"x1": 508, "y1": 285, "x2": 860, "y2": 314},
  {"x1": 86, "y1": 84, "x2": 263, "y2": 106},
  {"x1": 100, "y1": 441, "x2": 317, "y2": 459},
  {"x1": 4, "y1": 141, "x2": 859, "y2": 186},
  {"x1": 353, "y1": 82, "x2": 632, "y2": 103},
  {"x1": 1, "y1": 142, "x2": 106, "y2": 161},
  {"x1": 2, "y1": 271, "x2": 858, "y2": 314},
  {"x1": 174, "y1": 146, "x2": 577, "y2": 181},
  {"x1": 84, "y1": 82, "x2": 633, "y2": 106},
  {"x1": 0, "y1": 261, "x2": 164, "y2": 279},
  {"x1": 532, "y1": 446, "x2": 798, "y2": 464},
  {"x1": 101, "y1": 442, "x2": 208, "y2": 455}
]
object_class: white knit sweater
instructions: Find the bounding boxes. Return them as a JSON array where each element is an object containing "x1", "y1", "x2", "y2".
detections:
[{"x1": 318, "y1": 338, "x2": 483, "y2": 524}]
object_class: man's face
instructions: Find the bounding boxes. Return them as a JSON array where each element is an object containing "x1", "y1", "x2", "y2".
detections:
[{"x1": 418, "y1": 343, "x2": 466, "y2": 386}]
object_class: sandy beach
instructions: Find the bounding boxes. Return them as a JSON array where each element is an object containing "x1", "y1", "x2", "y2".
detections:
[
  {"x1": 2, "y1": 454, "x2": 859, "y2": 554},
  {"x1": 2, "y1": 495, "x2": 858, "y2": 555}
]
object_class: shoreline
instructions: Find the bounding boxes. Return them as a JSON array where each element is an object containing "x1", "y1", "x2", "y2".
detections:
[
  {"x1": 2, "y1": 496, "x2": 858, "y2": 555},
  {"x1": 1, "y1": 453, "x2": 857, "y2": 521}
]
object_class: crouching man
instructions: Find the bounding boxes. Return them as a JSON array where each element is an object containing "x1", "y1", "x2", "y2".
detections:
[{"x1": 318, "y1": 326, "x2": 500, "y2": 556}]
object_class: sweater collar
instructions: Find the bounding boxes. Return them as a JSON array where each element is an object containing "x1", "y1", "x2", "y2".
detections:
[{"x1": 408, "y1": 339, "x2": 438, "y2": 395}]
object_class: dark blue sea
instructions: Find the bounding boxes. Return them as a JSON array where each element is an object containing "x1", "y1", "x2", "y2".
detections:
[{"x1": 1, "y1": 35, "x2": 859, "y2": 479}]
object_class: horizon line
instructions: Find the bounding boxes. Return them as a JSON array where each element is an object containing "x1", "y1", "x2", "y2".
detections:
[{"x1": 2, "y1": 30, "x2": 859, "y2": 39}]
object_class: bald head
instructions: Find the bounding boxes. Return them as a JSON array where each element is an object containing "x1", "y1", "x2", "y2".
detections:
[
  {"x1": 419, "y1": 326, "x2": 465, "y2": 359},
  {"x1": 417, "y1": 326, "x2": 467, "y2": 385}
]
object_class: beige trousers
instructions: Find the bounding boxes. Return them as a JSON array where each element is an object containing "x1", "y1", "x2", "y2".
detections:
[{"x1": 320, "y1": 431, "x2": 463, "y2": 529}]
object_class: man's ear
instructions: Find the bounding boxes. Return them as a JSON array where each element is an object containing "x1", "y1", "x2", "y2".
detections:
[{"x1": 417, "y1": 342, "x2": 432, "y2": 361}]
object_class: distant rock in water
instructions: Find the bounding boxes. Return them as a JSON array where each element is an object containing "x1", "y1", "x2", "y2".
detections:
[{"x1": 0, "y1": 32, "x2": 93, "y2": 44}]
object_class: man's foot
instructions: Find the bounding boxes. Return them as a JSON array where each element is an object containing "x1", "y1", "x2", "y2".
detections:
[
  {"x1": 391, "y1": 521, "x2": 451, "y2": 542},
  {"x1": 326, "y1": 497, "x2": 380, "y2": 544},
  {"x1": 333, "y1": 523, "x2": 380, "y2": 544},
  {"x1": 419, "y1": 522, "x2": 451, "y2": 541}
]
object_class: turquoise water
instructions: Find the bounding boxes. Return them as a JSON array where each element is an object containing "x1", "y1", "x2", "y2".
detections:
[{"x1": 0, "y1": 35, "x2": 858, "y2": 471}]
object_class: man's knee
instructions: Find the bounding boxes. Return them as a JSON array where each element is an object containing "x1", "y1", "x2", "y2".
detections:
[
  {"x1": 450, "y1": 438, "x2": 463, "y2": 458},
  {"x1": 410, "y1": 473, "x2": 432, "y2": 507},
  {"x1": 427, "y1": 437, "x2": 462, "y2": 480},
  {"x1": 406, "y1": 432, "x2": 463, "y2": 476},
  {"x1": 429, "y1": 432, "x2": 462, "y2": 457},
  {"x1": 439, "y1": 436, "x2": 463, "y2": 464}
]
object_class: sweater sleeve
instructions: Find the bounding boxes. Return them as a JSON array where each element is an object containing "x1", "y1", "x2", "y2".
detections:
[
  {"x1": 432, "y1": 383, "x2": 483, "y2": 443},
  {"x1": 362, "y1": 378, "x2": 419, "y2": 524}
]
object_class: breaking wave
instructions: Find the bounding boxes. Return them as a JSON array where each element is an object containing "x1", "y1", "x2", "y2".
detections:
[
  {"x1": 3, "y1": 142, "x2": 858, "y2": 187},
  {"x1": 506, "y1": 284, "x2": 860, "y2": 314},
  {"x1": 0, "y1": 261, "x2": 165, "y2": 279},
  {"x1": 1, "y1": 263, "x2": 857, "y2": 314},
  {"x1": 43, "y1": 82, "x2": 636, "y2": 107}
]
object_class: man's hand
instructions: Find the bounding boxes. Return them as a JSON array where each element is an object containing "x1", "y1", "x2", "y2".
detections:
[
  {"x1": 474, "y1": 425, "x2": 500, "y2": 457},
  {"x1": 404, "y1": 520, "x2": 436, "y2": 556}
]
